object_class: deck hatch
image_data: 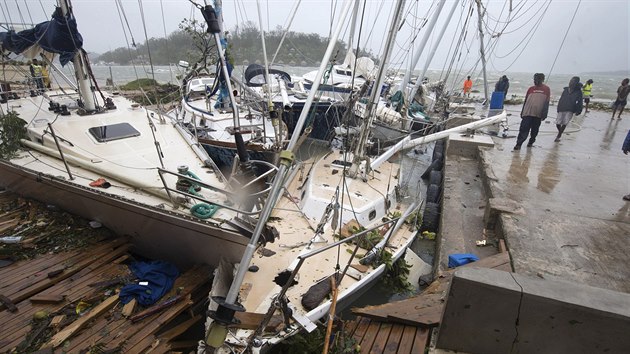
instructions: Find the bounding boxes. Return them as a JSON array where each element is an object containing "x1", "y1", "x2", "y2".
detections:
[{"x1": 89, "y1": 122, "x2": 140, "y2": 142}]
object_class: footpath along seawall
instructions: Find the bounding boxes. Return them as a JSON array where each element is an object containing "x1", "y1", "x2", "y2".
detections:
[{"x1": 432, "y1": 106, "x2": 630, "y2": 353}]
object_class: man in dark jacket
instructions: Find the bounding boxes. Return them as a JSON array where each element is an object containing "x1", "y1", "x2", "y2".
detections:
[
  {"x1": 554, "y1": 76, "x2": 583, "y2": 142},
  {"x1": 514, "y1": 73, "x2": 550, "y2": 150},
  {"x1": 495, "y1": 75, "x2": 510, "y2": 96}
]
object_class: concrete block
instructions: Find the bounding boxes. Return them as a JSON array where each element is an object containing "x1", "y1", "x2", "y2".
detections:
[
  {"x1": 437, "y1": 267, "x2": 630, "y2": 354},
  {"x1": 483, "y1": 197, "x2": 525, "y2": 230},
  {"x1": 446, "y1": 133, "x2": 495, "y2": 159}
]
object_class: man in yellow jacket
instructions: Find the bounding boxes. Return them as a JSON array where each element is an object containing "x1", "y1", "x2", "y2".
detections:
[{"x1": 582, "y1": 79, "x2": 593, "y2": 113}]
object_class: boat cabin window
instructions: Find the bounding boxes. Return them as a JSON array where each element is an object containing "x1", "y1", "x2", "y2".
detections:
[
  {"x1": 89, "y1": 123, "x2": 140, "y2": 143},
  {"x1": 335, "y1": 69, "x2": 352, "y2": 76},
  {"x1": 368, "y1": 210, "x2": 376, "y2": 221}
]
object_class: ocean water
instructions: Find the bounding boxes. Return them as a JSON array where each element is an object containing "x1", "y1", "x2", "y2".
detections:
[{"x1": 74, "y1": 64, "x2": 626, "y2": 102}]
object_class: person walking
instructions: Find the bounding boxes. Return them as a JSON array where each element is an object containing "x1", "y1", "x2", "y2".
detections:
[
  {"x1": 623, "y1": 129, "x2": 630, "y2": 201},
  {"x1": 582, "y1": 79, "x2": 593, "y2": 113},
  {"x1": 612, "y1": 78, "x2": 630, "y2": 120},
  {"x1": 463, "y1": 76, "x2": 473, "y2": 97},
  {"x1": 554, "y1": 76, "x2": 583, "y2": 142},
  {"x1": 514, "y1": 73, "x2": 550, "y2": 150}
]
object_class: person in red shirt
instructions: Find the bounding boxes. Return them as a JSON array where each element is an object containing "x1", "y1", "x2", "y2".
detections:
[{"x1": 514, "y1": 73, "x2": 550, "y2": 151}]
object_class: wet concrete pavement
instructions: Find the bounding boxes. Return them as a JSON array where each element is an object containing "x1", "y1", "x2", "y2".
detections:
[{"x1": 481, "y1": 106, "x2": 630, "y2": 293}]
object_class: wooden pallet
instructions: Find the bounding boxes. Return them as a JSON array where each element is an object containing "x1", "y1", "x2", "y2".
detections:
[{"x1": 345, "y1": 316, "x2": 429, "y2": 354}]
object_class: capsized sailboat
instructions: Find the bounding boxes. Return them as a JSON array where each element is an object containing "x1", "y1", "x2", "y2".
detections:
[{"x1": 0, "y1": 1, "x2": 270, "y2": 268}]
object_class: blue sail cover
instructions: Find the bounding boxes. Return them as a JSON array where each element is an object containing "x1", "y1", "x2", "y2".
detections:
[{"x1": 0, "y1": 7, "x2": 82, "y2": 66}]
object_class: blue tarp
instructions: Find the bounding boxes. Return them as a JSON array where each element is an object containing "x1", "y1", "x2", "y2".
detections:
[
  {"x1": 448, "y1": 253, "x2": 479, "y2": 268},
  {"x1": 118, "y1": 261, "x2": 180, "y2": 306},
  {"x1": 0, "y1": 7, "x2": 83, "y2": 66}
]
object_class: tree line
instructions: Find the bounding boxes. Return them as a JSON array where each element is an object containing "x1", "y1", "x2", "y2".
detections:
[{"x1": 94, "y1": 21, "x2": 375, "y2": 67}]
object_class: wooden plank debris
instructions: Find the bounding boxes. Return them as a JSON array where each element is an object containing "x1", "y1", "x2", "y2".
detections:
[
  {"x1": 0, "y1": 294, "x2": 18, "y2": 312},
  {"x1": 29, "y1": 294, "x2": 65, "y2": 304},
  {"x1": 46, "y1": 295, "x2": 119, "y2": 347}
]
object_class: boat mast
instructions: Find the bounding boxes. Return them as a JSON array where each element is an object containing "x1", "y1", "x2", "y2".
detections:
[
  {"x1": 350, "y1": 0, "x2": 407, "y2": 177},
  {"x1": 409, "y1": 0, "x2": 459, "y2": 102},
  {"x1": 398, "y1": 0, "x2": 446, "y2": 94},
  {"x1": 475, "y1": 0, "x2": 489, "y2": 104},
  {"x1": 57, "y1": 0, "x2": 96, "y2": 112},
  {"x1": 256, "y1": 0, "x2": 282, "y2": 145},
  {"x1": 345, "y1": 0, "x2": 361, "y2": 65},
  {"x1": 204, "y1": 0, "x2": 357, "y2": 347}
]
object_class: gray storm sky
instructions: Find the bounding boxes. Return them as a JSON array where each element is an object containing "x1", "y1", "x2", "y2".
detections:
[{"x1": 3, "y1": 0, "x2": 629, "y2": 75}]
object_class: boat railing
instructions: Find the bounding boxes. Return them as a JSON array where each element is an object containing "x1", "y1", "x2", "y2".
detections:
[{"x1": 157, "y1": 166, "x2": 276, "y2": 216}]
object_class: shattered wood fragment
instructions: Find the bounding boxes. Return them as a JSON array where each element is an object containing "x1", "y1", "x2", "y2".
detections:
[
  {"x1": 0, "y1": 294, "x2": 17, "y2": 312},
  {"x1": 122, "y1": 298, "x2": 136, "y2": 317},
  {"x1": 50, "y1": 315, "x2": 66, "y2": 328}
]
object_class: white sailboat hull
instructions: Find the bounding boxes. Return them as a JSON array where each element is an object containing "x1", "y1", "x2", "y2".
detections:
[
  {"x1": 0, "y1": 158, "x2": 249, "y2": 268},
  {"x1": 0, "y1": 89, "x2": 259, "y2": 269}
]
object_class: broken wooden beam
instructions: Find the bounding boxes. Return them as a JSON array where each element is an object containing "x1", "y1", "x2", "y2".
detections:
[
  {"x1": 0, "y1": 294, "x2": 18, "y2": 313},
  {"x1": 30, "y1": 294, "x2": 65, "y2": 304},
  {"x1": 46, "y1": 295, "x2": 119, "y2": 348}
]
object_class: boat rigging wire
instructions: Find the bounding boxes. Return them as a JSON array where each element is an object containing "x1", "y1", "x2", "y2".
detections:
[
  {"x1": 13, "y1": 0, "x2": 26, "y2": 28},
  {"x1": 490, "y1": 0, "x2": 551, "y2": 59},
  {"x1": 489, "y1": 0, "x2": 551, "y2": 73},
  {"x1": 137, "y1": 0, "x2": 157, "y2": 85},
  {"x1": 159, "y1": 0, "x2": 175, "y2": 83},
  {"x1": 114, "y1": 0, "x2": 141, "y2": 83},
  {"x1": 115, "y1": 0, "x2": 137, "y2": 48},
  {"x1": 2, "y1": 1, "x2": 14, "y2": 30},
  {"x1": 547, "y1": 0, "x2": 581, "y2": 80}
]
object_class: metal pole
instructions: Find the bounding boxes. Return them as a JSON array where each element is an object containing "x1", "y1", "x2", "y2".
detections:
[
  {"x1": 256, "y1": 0, "x2": 281, "y2": 144},
  {"x1": 399, "y1": 0, "x2": 447, "y2": 93},
  {"x1": 410, "y1": 0, "x2": 459, "y2": 101},
  {"x1": 370, "y1": 110, "x2": 507, "y2": 170},
  {"x1": 352, "y1": 0, "x2": 407, "y2": 166},
  {"x1": 47, "y1": 123, "x2": 74, "y2": 180},
  {"x1": 475, "y1": 0, "x2": 489, "y2": 105},
  {"x1": 58, "y1": 0, "x2": 96, "y2": 111}
]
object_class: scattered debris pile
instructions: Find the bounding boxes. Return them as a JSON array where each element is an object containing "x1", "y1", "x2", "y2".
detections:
[
  {"x1": 0, "y1": 191, "x2": 212, "y2": 353},
  {"x1": 0, "y1": 192, "x2": 114, "y2": 260}
]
